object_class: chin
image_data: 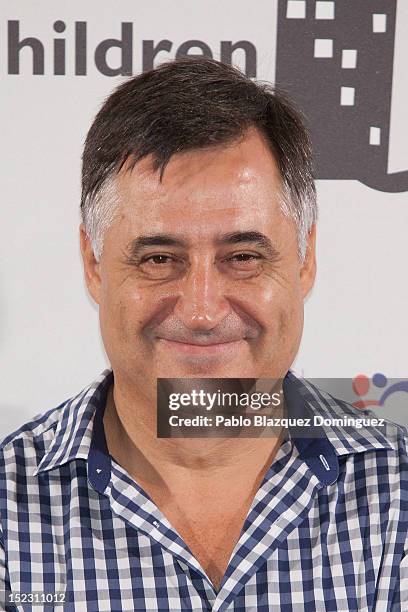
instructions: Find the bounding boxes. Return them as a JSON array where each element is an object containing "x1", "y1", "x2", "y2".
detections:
[{"x1": 156, "y1": 358, "x2": 254, "y2": 380}]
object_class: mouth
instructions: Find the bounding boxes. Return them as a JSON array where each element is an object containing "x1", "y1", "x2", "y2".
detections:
[{"x1": 158, "y1": 338, "x2": 244, "y2": 357}]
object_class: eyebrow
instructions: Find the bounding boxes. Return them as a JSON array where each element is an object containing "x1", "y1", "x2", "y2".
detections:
[
  {"x1": 125, "y1": 235, "x2": 188, "y2": 259},
  {"x1": 125, "y1": 231, "x2": 279, "y2": 260},
  {"x1": 216, "y1": 231, "x2": 279, "y2": 258}
]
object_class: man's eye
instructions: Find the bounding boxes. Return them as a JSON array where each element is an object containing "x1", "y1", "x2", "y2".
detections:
[
  {"x1": 137, "y1": 254, "x2": 183, "y2": 280},
  {"x1": 228, "y1": 253, "x2": 262, "y2": 265},
  {"x1": 143, "y1": 255, "x2": 174, "y2": 265}
]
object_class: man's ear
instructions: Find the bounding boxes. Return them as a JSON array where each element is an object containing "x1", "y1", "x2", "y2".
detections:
[
  {"x1": 300, "y1": 223, "x2": 317, "y2": 299},
  {"x1": 79, "y1": 223, "x2": 101, "y2": 305}
]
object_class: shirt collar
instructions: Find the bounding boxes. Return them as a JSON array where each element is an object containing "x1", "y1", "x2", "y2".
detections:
[
  {"x1": 284, "y1": 371, "x2": 396, "y2": 457},
  {"x1": 33, "y1": 368, "x2": 395, "y2": 490},
  {"x1": 32, "y1": 369, "x2": 113, "y2": 478}
]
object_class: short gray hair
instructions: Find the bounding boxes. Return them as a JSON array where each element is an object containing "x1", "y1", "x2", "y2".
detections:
[{"x1": 81, "y1": 58, "x2": 317, "y2": 262}]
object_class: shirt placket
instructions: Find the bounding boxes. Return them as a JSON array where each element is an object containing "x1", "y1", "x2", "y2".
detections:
[{"x1": 212, "y1": 445, "x2": 324, "y2": 611}]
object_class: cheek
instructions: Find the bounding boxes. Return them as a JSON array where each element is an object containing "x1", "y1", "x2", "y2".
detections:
[
  {"x1": 278, "y1": 301, "x2": 303, "y2": 340},
  {"x1": 261, "y1": 280, "x2": 303, "y2": 343},
  {"x1": 257, "y1": 274, "x2": 301, "y2": 314},
  {"x1": 115, "y1": 293, "x2": 147, "y2": 340},
  {"x1": 116, "y1": 301, "x2": 132, "y2": 344},
  {"x1": 276, "y1": 289, "x2": 304, "y2": 363},
  {"x1": 99, "y1": 281, "x2": 145, "y2": 345}
]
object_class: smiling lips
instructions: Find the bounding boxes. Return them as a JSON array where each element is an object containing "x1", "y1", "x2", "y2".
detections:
[{"x1": 158, "y1": 337, "x2": 244, "y2": 356}]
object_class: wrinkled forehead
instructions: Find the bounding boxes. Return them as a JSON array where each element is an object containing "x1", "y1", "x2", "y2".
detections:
[{"x1": 112, "y1": 128, "x2": 287, "y2": 236}]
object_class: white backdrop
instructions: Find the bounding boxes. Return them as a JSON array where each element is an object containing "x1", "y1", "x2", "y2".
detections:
[{"x1": 1, "y1": 0, "x2": 407, "y2": 436}]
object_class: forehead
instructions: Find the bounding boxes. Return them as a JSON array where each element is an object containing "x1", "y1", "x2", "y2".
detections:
[{"x1": 113, "y1": 127, "x2": 287, "y2": 238}]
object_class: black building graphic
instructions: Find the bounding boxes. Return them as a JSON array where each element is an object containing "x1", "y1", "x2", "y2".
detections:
[{"x1": 275, "y1": 0, "x2": 408, "y2": 192}]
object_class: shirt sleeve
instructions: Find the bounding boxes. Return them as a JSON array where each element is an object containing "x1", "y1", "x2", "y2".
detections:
[{"x1": 0, "y1": 529, "x2": 16, "y2": 612}]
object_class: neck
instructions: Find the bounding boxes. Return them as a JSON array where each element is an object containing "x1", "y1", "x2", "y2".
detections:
[{"x1": 103, "y1": 376, "x2": 285, "y2": 493}]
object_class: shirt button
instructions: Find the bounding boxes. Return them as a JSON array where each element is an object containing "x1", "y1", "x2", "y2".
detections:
[{"x1": 152, "y1": 520, "x2": 160, "y2": 528}]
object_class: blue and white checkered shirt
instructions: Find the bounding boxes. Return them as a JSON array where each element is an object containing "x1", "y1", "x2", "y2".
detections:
[{"x1": 1, "y1": 369, "x2": 407, "y2": 611}]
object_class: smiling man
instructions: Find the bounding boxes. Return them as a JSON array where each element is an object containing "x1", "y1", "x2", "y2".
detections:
[{"x1": 1, "y1": 58, "x2": 408, "y2": 611}]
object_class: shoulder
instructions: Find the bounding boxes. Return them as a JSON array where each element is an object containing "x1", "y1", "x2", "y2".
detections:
[
  {"x1": 0, "y1": 370, "x2": 111, "y2": 487},
  {"x1": 0, "y1": 401, "x2": 70, "y2": 486},
  {"x1": 0, "y1": 379, "x2": 94, "y2": 470},
  {"x1": 320, "y1": 383, "x2": 408, "y2": 450},
  {"x1": 294, "y1": 375, "x2": 408, "y2": 462},
  {"x1": 0, "y1": 402, "x2": 67, "y2": 451}
]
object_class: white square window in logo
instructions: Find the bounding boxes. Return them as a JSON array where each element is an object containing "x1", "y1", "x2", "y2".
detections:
[
  {"x1": 342, "y1": 50, "x2": 357, "y2": 69},
  {"x1": 373, "y1": 14, "x2": 387, "y2": 33},
  {"x1": 340, "y1": 87, "x2": 355, "y2": 106},
  {"x1": 315, "y1": 1, "x2": 335, "y2": 20},
  {"x1": 370, "y1": 127, "x2": 381, "y2": 146},
  {"x1": 314, "y1": 39, "x2": 333, "y2": 58},
  {"x1": 286, "y1": 1, "x2": 306, "y2": 19}
]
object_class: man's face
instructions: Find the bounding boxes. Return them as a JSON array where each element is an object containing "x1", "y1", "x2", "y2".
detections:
[{"x1": 81, "y1": 128, "x2": 316, "y2": 396}]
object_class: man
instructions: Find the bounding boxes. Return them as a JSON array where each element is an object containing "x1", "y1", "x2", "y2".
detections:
[{"x1": 1, "y1": 58, "x2": 407, "y2": 611}]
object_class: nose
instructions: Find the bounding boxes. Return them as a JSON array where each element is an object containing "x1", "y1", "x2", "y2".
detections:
[{"x1": 173, "y1": 258, "x2": 231, "y2": 331}]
